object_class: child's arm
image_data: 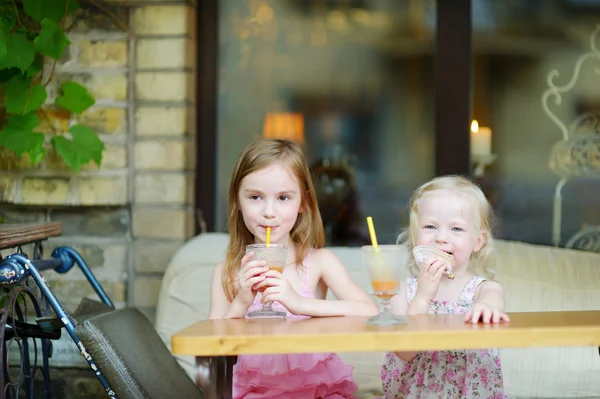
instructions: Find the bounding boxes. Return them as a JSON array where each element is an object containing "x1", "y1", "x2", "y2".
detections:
[
  {"x1": 209, "y1": 262, "x2": 247, "y2": 319},
  {"x1": 464, "y1": 280, "x2": 510, "y2": 324},
  {"x1": 284, "y1": 248, "x2": 378, "y2": 317}
]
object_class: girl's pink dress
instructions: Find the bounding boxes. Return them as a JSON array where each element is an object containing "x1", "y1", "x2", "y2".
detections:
[
  {"x1": 378, "y1": 276, "x2": 507, "y2": 399},
  {"x1": 232, "y1": 253, "x2": 358, "y2": 399}
]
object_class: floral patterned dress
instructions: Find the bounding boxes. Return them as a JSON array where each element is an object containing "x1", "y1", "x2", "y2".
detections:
[{"x1": 379, "y1": 276, "x2": 507, "y2": 399}]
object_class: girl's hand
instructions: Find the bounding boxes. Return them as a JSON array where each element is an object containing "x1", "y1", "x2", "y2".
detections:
[
  {"x1": 235, "y1": 252, "x2": 268, "y2": 307},
  {"x1": 465, "y1": 302, "x2": 510, "y2": 324},
  {"x1": 414, "y1": 257, "x2": 448, "y2": 302},
  {"x1": 257, "y1": 270, "x2": 303, "y2": 314}
]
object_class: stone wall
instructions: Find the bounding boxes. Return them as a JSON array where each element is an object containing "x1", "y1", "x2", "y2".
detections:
[{"x1": 0, "y1": 1, "x2": 197, "y2": 395}]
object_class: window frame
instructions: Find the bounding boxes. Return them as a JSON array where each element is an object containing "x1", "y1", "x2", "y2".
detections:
[{"x1": 193, "y1": 0, "x2": 473, "y2": 234}]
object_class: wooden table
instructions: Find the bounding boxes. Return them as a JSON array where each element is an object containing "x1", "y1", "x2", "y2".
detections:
[{"x1": 172, "y1": 310, "x2": 600, "y2": 399}]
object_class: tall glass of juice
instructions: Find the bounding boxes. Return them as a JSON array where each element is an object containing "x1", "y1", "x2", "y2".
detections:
[
  {"x1": 246, "y1": 243, "x2": 287, "y2": 318},
  {"x1": 361, "y1": 245, "x2": 407, "y2": 325}
]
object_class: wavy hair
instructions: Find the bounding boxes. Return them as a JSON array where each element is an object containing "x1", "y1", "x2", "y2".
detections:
[
  {"x1": 397, "y1": 175, "x2": 496, "y2": 278},
  {"x1": 222, "y1": 139, "x2": 325, "y2": 301}
]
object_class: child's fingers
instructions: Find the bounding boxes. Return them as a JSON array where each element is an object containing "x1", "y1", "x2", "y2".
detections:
[
  {"x1": 241, "y1": 252, "x2": 254, "y2": 266},
  {"x1": 430, "y1": 260, "x2": 446, "y2": 280},
  {"x1": 262, "y1": 287, "x2": 280, "y2": 303},
  {"x1": 254, "y1": 276, "x2": 280, "y2": 291},
  {"x1": 469, "y1": 309, "x2": 482, "y2": 323},
  {"x1": 482, "y1": 309, "x2": 492, "y2": 323},
  {"x1": 464, "y1": 310, "x2": 473, "y2": 322},
  {"x1": 243, "y1": 260, "x2": 267, "y2": 277},
  {"x1": 248, "y1": 275, "x2": 266, "y2": 288},
  {"x1": 492, "y1": 310, "x2": 506, "y2": 323},
  {"x1": 262, "y1": 269, "x2": 283, "y2": 279}
]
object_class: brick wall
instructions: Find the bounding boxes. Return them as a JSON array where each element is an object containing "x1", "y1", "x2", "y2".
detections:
[
  {"x1": 0, "y1": 0, "x2": 197, "y2": 333},
  {"x1": 1, "y1": 1, "x2": 198, "y2": 396}
]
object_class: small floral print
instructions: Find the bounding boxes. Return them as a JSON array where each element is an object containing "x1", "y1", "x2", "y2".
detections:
[{"x1": 379, "y1": 276, "x2": 506, "y2": 398}]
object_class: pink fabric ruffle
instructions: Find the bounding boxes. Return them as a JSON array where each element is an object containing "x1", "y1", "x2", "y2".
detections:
[{"x1": 233, "y1": 353, "x2": 358, "y2": 399}]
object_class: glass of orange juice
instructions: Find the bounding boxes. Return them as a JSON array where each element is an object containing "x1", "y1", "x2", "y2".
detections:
[
  {"x1": 362, "y1": 245, "x2": 407, "y2": 325},
  {"x1": 246, "y1": 243, "x2": 287, "y2": 318}
]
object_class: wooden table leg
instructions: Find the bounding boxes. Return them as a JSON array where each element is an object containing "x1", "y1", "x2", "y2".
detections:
[{"x1": 196, "y1": 355, "x2": 237, "y2": 399}]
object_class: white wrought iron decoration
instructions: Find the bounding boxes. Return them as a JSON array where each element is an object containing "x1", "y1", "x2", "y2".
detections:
[{"x1": 542, "y1": 24, "x2": 600, "y2": 252}]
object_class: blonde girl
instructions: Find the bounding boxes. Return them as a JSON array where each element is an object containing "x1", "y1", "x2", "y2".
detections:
[{"x1": 380, "y1": 175, "x2": 509, "y2": 399}]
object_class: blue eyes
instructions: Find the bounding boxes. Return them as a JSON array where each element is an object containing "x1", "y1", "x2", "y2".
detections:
[{"x1": 423, "y1": 225, "x2": 464, "y2": 232}]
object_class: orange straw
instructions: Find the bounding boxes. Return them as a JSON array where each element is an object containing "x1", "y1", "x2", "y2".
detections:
[
  {"x1": 266, "y1": 227, "x2": 271, "y2": 247},
  {"x1": 366, "y1": 216, "x2": 379, "y2": 252}
]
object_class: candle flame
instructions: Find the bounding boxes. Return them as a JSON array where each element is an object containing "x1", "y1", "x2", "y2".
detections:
[{"x1": 471, "y1": 120, "x2": 479, "y2": 133}]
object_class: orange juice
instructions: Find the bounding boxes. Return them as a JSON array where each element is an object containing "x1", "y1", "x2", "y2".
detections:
[
  {"x1": 259, "y1": 265, "x2": 284, "y2": 292},
  {"x1": 371, "y1": 280, "x2": 398, "y2": 298}
]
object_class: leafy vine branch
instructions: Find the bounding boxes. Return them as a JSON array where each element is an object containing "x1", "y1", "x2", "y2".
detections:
[{"x1": 0, "y1": 0, "x2": 123, "y2": 172}]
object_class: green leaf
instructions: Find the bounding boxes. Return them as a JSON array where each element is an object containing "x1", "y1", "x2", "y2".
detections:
[
  {"x1": 0, "y1": 33, "x2": 35, "y2": 72},
  {"x1": 56, "y1": 81, "x2": 95, "y2": 113},
  {"x1": 0, "y1": 113, "x2": 45, "y2": 158},
  {"x1": 0, "y1": 67, "x2": 20, "y2": 83},
  {"x1": 26, "y1": 55, "x2": 44, "y2": 78},
  {"x1": 28, "y1": 145, "x2": 46, "y2": 165},
  {"x1": 52, "y1": 125, "x2": 104, "y2": 171},
  {"x1": 22, "y1": 0, "x2": 80, "y2": 23},
  {"x1": 0, "y1": 20, "x2": 8, "y2": 60},
  {"x1": 5, "y1": 75, "x2": 48, "y2": 114},
  {"x1": 34, "y1": 19, "x2": 70, "y2": 60}
]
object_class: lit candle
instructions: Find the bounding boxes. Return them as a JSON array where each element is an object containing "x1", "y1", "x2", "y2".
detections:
[{"x1": 470, "y1": 120, "x2": 492, "y2": 156}]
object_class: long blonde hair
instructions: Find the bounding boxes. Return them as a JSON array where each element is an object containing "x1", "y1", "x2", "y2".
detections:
[
  {"x1": 398, "y1": 175, "x2": 496, "y2": 278},
  {"x1": 222, "y1": 139, "x2": 325, "y2": 301}
]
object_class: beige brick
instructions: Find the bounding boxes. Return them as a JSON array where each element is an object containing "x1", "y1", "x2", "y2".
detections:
[
  {"x1": 134, "y1": 72, "x2": 187, "y2": 102},
  {"x1": 185, "y1": 70, "x2": 195, "y2": 103},
  {"x1": 66, "y1": 6, "x2": 129, "y2": 33},
  {"x1": 136, "y1": 38, "x2": 188, "y2": 69},
  {"x1": 134, "y1": 140, "x2": 186, "y2": 170},
  {"x1": 133, "y1": 239, "x2": 183, "y2": 273},
  {"x1": 0, "y1": 148, "x2": 37, "y2": 171},
  {"x1": 75, "y1": 176, "x2": 127, "y2": 205},
  {"x1": 78, "y1": 40, "x2": 128, "y2": 67},
  {"x1": 132, "y1": 5, "x2": 191, "y2": 35},
  {"x1": 0, "y1": 175, "x2": 16, "y2": 203},
  {"x1": 79, "y1": 108, "x2": 127, "y2": 135},
  {"x1": 132, "y1": 206, "x2": 190, "y2": 239},
  {"x1": 44, "y1": 144, "x2": 126, "y2": 172},
  {"x1": 131, "y1": 276, "x2": 163, "y2": 308},
  {"x1": 45, "y1": 240, "x2": 128, "y2": 278},
  {"x1": 45, "y1": 279, "x2": 126, "y2": 312},
  {"x1": 66, "y1": 73, "x2": 127, "y2": 101},
  {"x1": 22, "y1": 177, "x2": 70, "y2": 205},
  {"x1": 36, "y1": 108, "x2": 70, "y2": 134},
  {"x1": 186, "y1": 172, "x2": 195, "y2": 204},
  {"x1": 134, "y1": 173, "x2": 186, "y2": 204},
  {"x1": 135, "y1": 107, "x2": 186, "y2": 136},
  {"x1": 83, "y1": 144, "x2": 128, "y2": 171}
]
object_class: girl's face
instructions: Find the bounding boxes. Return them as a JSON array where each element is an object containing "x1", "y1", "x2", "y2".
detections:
[
  {"x1": 415, "y1": 189, "x2": 485, "y2": 270},
  {"x1": 238, "y1": 162, "x2": 303, "y2": 245}
]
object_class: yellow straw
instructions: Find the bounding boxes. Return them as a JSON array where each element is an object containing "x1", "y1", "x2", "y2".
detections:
[
  {"x1": 266, "y1": 227, "x2": 271, "y2": 247},
  {"x1": 366, "y1": 216, "x2": 379, "y2": 252}
]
